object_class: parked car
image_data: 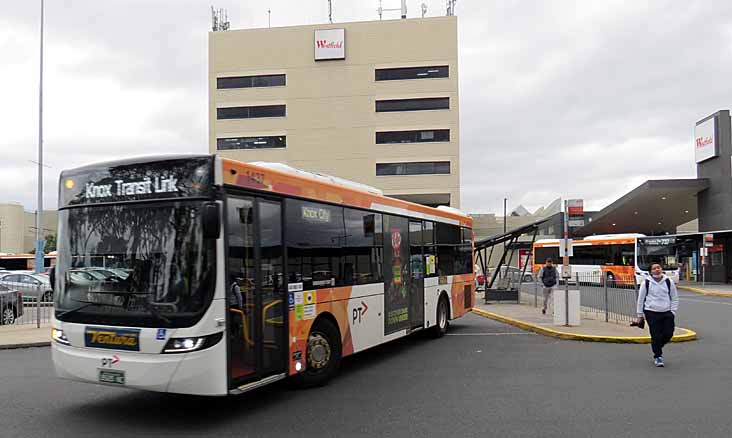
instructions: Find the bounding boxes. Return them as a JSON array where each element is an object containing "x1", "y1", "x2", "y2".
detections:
[
  {"x1": 0, "y1": 272, "x2": 53, "y2": 303},
  {"x1": 494, "y1": 266, "x2": 534, "y2": 283},
  {"x1": 0, "y1": 284, "x2": 23, "y2": 325}
]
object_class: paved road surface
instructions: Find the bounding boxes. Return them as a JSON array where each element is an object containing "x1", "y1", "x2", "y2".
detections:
[{"x1": 1, "y1": 292, "x2": 729, "y2": 438}]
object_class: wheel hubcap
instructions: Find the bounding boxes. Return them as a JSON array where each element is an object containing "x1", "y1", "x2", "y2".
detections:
[
  {"x1": 307, "y1": 333, "x2": 331, "y2": 370},
  {"x1": 3, "y1": 309, "x2": 14, "y2": 325},
  {"x1": 439, "y1": 302, "x2": 447, "y2": 329}
]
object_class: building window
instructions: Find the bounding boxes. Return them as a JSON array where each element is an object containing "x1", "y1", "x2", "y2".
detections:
[
  {"x1": 375, "y1": 98, "x2": 449, "y2": 113},
  {"x1": 375, "y1": 129, "x2": 450, "y2": 144},
  {"x1": 216, "y1": 136, "x2": 286, "y2": 150},
  {"x1": 375, "y1": 66, "x2": 449, "y2": 81},
  {"x1": 376, "y1": 161, "x2": 450, "y2": 176},
  {"x1": 217, "y1": 105, "x2": 286, "y2": 120},
  {"x1": 217, "y1": 74, "x2": 286, "y2": 89}
]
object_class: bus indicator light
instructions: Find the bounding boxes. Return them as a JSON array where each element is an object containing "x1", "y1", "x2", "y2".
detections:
[{"x1": 65, "y1": 179, "x2": 74, "y2": 189}]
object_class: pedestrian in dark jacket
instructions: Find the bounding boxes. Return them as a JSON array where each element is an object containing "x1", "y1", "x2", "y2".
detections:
[{"x1": 538, "y1": 258, "x2": 558, "y2": 315}]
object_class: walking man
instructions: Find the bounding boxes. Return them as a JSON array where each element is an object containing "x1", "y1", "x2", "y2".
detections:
[
  {"x1": 538, "y1": 258, "x2": 558, "y2": 315},
  {"x1": 635, "y1": 263, "x2": 679, "y2": 367}
]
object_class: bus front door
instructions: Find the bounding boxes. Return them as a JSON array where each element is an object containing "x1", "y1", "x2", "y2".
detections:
[
  {"x1": 409, "y1": 221, "x2": 425, "y2": 330},
  {"x1": 226, "y1": 196, "x2": 287, "y2": 388}
]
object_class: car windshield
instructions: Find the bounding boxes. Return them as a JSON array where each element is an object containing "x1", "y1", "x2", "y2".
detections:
[
  {"x1": 55, "y1": 201, "x2": 216, "y2": 328},
  {"x1": 637, "y1": 237, "x2": 678, "y2": 271}
]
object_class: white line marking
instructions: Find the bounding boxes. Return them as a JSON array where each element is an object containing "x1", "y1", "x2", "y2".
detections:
[
  {"x1": 679, "y1": 297, "x2": 732, "y2": 306},
  {"x1": 447, "y1": 332, "x2": 536, "y2": 336}
]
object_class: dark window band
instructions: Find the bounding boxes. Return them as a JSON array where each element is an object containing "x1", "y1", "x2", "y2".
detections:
[
  {"x1": 217, "y1": 105, "x2": 286, "y2": 120},
  {"x1": 217, "y1": 74, "x2": 286, "y2": 89},
  {"x1": 375, "y1": 98, "x2": 449, "y2": 112},
  {"x1": 376, "y1": 129, "x2": 450, "y2": 144},
  {"x1": 217, "y1": 136, "x2": 286, "y2": 150},
  {"x1": 376, "y1": 161, "x2": 450, "y2": 176},
  {"x1": 375, "y1": 66, "x2": 448, "y2": 81}
]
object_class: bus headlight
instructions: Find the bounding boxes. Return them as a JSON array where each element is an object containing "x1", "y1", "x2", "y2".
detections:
[
  {"x1": 52, "y1": 328, "x2": 70, "y2": 346},
  {"x1": 162, "y1": 332, "x2": 223, "y2": 354}
]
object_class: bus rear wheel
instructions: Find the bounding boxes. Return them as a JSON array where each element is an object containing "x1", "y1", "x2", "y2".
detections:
[
  {"x1": 294, "y1": 318, "x2": 341, "y2": 388},
  {"x1": 429, "y1": 296, "x2": 449, "y2": 338}
]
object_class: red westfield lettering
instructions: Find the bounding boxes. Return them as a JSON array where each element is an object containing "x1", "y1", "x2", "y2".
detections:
[
  {"x1": 696, "y1": 137, "x2": 713, "y2": 149},
  {"x1": 316, "y1": 40, "x2": 343, "y2": 49}
]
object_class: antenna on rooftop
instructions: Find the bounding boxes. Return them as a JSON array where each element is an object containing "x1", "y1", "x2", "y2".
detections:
[
  {"x1": 327, "y1": 0, "x2": 333, "y2": 23},
  {"x1": 377, "y1": 0, "x2": 407, "y2": 20},
  {"x1": 211, "y1": 6, "x2": 230, "y2": 31},
  {"x1": 421, "y1": 3, "x2": 427, "y2": 17},
  {"x1": 446, "y1": 0, "x2": 457, "y2": 16}
]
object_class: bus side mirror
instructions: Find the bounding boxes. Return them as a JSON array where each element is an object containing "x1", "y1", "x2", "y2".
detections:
[
  {"x1": 49, "y1": 267, "x2": 56, "y2": 291},
  {"x1": 203, "y1": 202, "x2": 221, "y2": 240}
]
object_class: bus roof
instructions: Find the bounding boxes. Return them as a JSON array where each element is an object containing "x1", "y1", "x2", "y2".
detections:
[{"x1": 221, "y1": 158, "x2": 471, "y2": 227}]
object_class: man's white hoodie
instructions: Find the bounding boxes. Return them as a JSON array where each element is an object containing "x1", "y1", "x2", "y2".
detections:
[{"x1": 636, "y1": 274, "x2": 679, "y2": 317}]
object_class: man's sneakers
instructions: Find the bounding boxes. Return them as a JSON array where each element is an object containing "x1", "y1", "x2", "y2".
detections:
[{"x1": 654, "y1": 357, "x2": 665, "y2": 367}]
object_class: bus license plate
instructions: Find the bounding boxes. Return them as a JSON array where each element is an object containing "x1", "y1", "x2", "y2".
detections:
[{"x1": 98, "y1": 369, "x2": 125, "y2": 385}]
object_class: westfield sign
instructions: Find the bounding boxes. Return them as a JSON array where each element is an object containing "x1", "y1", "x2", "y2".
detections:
[
  {"x1": 695, "y1": 136, "x2": 713, "y2": 149},
  {"x1": 316, "y1": 40, "x2": 343, "y2": 49},
  {"x1": 314, "y1": 28, "x2": 345, "y2": 60}
]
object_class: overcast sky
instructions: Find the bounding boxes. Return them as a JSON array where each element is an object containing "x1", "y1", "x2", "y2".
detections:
[{"x1": 2, "y1": 0, "x2": 732, "y2": 215}]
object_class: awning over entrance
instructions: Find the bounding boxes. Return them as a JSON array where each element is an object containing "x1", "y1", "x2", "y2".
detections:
[{"x1": 575, "y1": 179, "x2": 709, "y2": 236}]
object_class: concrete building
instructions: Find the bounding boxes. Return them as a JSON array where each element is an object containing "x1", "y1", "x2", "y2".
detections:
[
  {"x1": 209, "y1": 16, "x2": 460, "y2": 207},
  {"x1": 0, "y1": 203, "x2": 57, "y2": 254}
]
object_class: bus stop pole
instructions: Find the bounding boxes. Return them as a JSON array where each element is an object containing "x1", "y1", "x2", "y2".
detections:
[{"x1": 563, "y1": 200, "x2": 570, "y2": 327}]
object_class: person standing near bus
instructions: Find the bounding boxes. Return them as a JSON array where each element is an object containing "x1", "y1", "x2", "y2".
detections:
[
  {"x1": 538, "y1": 258, "x2": 558, "y2": 315},
  {"x1": 635, "y1": 263, "x2": 679, "y2": 367}
]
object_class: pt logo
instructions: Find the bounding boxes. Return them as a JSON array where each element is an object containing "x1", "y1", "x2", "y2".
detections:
[
  {"x1": 352, "y1": 301, "x2": 369, "y2": 324},
  {"x1": 101, "y1": 355, "x2": 120, "y2": 368}
]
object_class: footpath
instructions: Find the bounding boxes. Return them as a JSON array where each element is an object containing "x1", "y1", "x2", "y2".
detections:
[
  {"x1": 472, "y1": 298, "x2": 697, "y2": 344},
  {"x1": 678, "y1": 281, "x2": 732, "y2": 297},
  {"x1": 0, "y1": 323, "x2": 51, "y2": 349}
]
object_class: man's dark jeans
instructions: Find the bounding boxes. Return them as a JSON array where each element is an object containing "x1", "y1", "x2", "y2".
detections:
[{"x1": 644, "y1": 310, "x2": 675, "y2": 358}]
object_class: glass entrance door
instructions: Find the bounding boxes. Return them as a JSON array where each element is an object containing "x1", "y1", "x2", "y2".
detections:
[{"x1": 226, "y1": 196, "x2": 286, "y2": 386}]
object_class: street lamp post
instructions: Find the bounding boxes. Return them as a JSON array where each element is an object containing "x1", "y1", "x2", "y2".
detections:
[{"x1": 34, "y1": 0, "x2": 45, "y2": 274}]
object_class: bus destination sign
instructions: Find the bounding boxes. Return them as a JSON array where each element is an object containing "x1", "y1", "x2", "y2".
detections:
[{"x1": 60, "y1": 156, "x2": 214, "y2": 207}]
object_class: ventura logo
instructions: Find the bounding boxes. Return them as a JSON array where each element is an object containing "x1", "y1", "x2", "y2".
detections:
[
  {"x1": 316, "y1": 40, "x2": 343, "y2": 49},
  {"x1": 696, "y1": 137, "x2": 713, "y2": 148}
]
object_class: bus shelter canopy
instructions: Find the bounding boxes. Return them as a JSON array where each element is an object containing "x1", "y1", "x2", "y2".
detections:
[{"x1": 575, "y1": 179, "x2": 709, "y2": 236}]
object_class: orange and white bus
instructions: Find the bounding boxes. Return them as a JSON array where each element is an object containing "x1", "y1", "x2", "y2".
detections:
[
  {"x1": 532, "y1": 234, "x2": 680, "y2": 285},
  {"x1": 51, "y1": 155, "x2": 474, "y2": 395}
]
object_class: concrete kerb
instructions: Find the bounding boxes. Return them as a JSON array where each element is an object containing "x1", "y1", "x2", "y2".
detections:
[
  {"x1": 679, "y1": 286, "x2": 732, "y2": 298},
  {"x1": 471, "y1": 308, "x2": 697, "y2": 344},
  {"x1": 0, "y1": 341, "x2": 51, "y2": 350}
]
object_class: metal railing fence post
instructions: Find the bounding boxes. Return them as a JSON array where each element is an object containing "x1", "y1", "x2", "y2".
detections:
[{"x1": 604, "y1": 274, "x2": 609, "y2": 322}]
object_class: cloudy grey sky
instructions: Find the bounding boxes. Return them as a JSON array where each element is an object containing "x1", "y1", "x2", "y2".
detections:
[{"x1": 2, "y1": 0, "x2": 732, "y2": 215}]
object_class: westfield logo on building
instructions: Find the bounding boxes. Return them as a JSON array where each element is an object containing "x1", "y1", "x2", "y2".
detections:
[
  {"x1": 316, "y1": 40, "x2": 343, "y2": 49},
  {"x1": 696, "y1": 136, "x2": 713, "y2": 149}
]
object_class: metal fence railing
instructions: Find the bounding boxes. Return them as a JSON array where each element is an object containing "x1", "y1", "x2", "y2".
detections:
[
  {"x1": 0, "y1": 285, "x2": 53, "y2": 327},
  {"x1": 520, "y1": 271, "x2": 639, "y2": 323}
]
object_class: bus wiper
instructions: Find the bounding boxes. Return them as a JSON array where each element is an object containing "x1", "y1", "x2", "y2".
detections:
[{"x1": 55, "y1": 300, "x2": 123, "y2": 318}]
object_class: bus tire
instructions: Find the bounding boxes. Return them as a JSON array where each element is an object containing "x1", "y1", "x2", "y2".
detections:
[
  {"x1": 606, "y1": 273, "x2": 615, "y2": 287},
  {"x1": 294, "y1": 318, "x2": 341, "y2": 388},
  {"x1": 429, "y1": 296, "x2": 450, "y2": 338}
]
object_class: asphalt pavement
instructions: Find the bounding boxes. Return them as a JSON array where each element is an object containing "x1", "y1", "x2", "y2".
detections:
[{"x1": 0, "y1": 292, "x2": 730, "y2": 438}]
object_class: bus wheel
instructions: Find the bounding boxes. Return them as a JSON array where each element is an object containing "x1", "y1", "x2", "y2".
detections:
[
  {"x1": 429, "y1": 296, "x2": 449, "y2": 338},
  {"x1": 607, "y1": 273, "x2": 616, "y2": 287},
  {"x1": 296, "y1": 318, "x2": 341, "y2": 388}
]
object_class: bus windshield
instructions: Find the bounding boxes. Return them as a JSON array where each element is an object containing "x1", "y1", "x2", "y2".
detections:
[
  {"x1": 55, "y1": 201, "x2": 215, "y2": 328},
  {"x1": 637, "y1": 237, "x2": 678, "y2": 271}
]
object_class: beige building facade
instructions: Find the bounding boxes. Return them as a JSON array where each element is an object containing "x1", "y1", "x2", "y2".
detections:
[
  {"x1": 209, "y1": 16, "x2": 460, "y2": 207},
  {"x1": 0, "y1": 203, "x2": 57, "y2": 254}
]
